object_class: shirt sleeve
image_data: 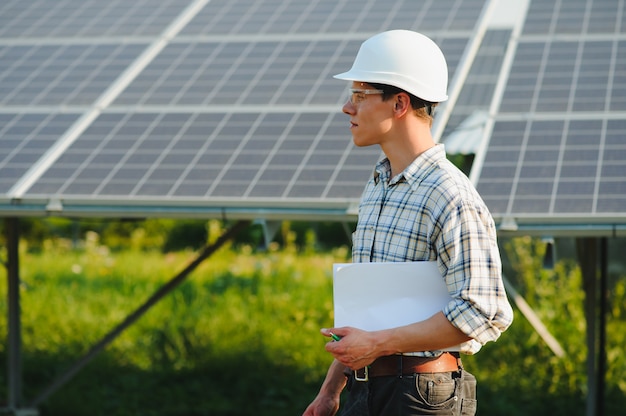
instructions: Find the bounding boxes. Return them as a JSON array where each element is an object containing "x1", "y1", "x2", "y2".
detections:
[{"x1": 437, "y1": 199, "x2": 514, "y2": 346}]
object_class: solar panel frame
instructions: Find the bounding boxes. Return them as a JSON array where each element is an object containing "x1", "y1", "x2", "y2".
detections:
[
  {"x1": 3, "y1": 0, "x2": 623, "y2": 234},
  {"x1": 466, "y1": 0, "x2": 626, "y2": 234}
]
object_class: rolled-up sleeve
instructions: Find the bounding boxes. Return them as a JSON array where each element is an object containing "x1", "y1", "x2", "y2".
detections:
[{"x1": 438, "y1": 200, "x2": 514, "y2": 352}]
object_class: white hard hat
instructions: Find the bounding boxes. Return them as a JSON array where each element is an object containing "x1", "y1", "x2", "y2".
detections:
[{"x1": 334, "y1": 30, "x2": 448, "y2": 103}]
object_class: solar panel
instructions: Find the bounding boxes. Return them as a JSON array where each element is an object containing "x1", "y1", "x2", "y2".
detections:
[
  {"x1": 473, "y1": 0, "x2": 626, "y2": 230},
  {"x1": 0, "y1": 0, "x2": 484, "y2": 219},
  {"x1": 2, "y1": 0, "x2": 622, "y2": 231}
]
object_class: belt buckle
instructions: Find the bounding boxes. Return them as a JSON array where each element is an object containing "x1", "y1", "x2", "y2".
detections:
[{"x1": 354, "y1": 366, "x2": 369, "y2": 382}]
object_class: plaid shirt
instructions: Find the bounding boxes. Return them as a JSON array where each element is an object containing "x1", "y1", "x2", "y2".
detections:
[{"x1": 352, "y1": 144, "x2": 513, "y2": 355}]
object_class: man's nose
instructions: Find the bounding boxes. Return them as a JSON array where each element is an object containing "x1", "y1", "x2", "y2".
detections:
[{"x1": 342, "y1": 99, "x2": 354, "y2": 114}]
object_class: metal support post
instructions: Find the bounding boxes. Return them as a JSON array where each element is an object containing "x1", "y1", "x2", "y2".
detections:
[
  {"x1": 577, "y1": 237, "x2": 609, "y2": 416},
  {"x1": 6, "y1": 218, "x2": 23, "y2": 410}
]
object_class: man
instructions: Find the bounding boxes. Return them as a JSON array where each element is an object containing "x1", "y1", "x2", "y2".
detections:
[{"x1": 302, "y1": 30, "x2": 514, "y2": 416}]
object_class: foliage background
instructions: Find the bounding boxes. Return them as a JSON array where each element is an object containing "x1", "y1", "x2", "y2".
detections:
[{"x1": 0, "y1": 219, "x2": 624, "y2": 415}]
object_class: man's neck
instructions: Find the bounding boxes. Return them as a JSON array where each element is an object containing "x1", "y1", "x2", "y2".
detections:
[{"x1": 382, "y1": 126, "x2": 435, "y2": 178}]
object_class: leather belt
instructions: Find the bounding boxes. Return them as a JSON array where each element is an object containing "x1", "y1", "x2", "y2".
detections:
[{"x1": 350, "y1": 352, "x2": 461, "y2": 381}]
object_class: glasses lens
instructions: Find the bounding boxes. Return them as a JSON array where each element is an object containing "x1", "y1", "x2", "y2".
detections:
[
  {"x1": 348, "y1": 89, "x2": 383, "y2": 105},
  {"x1": 350, "y1": 91, "x2": 364, "y2": 105}
]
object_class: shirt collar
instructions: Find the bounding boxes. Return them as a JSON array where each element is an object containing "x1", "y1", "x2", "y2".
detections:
[{"x1": 373, "y1": 144, "x2": 446, "y2": 189}]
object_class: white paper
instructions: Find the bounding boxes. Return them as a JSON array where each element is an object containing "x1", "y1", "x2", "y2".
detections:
[{"x1": 333, "y1": 261, "x2": 452, "y2": 331}]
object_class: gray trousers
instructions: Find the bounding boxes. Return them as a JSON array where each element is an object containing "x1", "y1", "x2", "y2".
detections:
[{"x1": 340, "y1": 369, "x2": 477, "y2": 416}]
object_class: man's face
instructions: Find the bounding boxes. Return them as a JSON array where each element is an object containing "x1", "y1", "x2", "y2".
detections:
[{"x1": 342, "y1": 81, "x2": 394, "y2": 148}]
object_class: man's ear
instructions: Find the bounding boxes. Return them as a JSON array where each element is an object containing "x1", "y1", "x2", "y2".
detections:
[{"x1": 394, "y1": 93, "x2": 411, "y2": 116}]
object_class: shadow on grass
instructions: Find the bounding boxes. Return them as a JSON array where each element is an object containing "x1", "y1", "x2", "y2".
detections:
[
  {"x1": 4, "y1": 350, "x2": 320, "y2": 416},
  {"x1": 4, "y1": 344, "x2": 625, "y2": 416}
]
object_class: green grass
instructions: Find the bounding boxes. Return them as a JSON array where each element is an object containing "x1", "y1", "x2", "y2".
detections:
[{"x1": 0, "y1": 236, "x2": 625, "y2": 415}]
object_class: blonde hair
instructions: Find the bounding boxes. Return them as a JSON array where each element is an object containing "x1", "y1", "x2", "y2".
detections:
[{"x1": 415, "y1": 102, "x2": 438, "y2": 126}]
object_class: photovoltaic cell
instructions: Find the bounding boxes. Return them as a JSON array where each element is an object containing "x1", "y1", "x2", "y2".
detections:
[
  {"x1": 500, "y1": 6, "x2": 626, "y2": 118},
  {"x1": 523, "y1": 0, "x2": 626, "y2": 35},
  {"x1": 0, "y1": 113, "x2": 81, "y2": 194},
  {"x1": 24, "y1": 111, "x2": 372, "y2": 201},
  {"x1": 0, "y1": 43, "x2": 147, "y2": 106},
  {"x1": 113, "y1": 36, "x2": 467, "y2": 109},
  {"x1": 180, "y1": 0, "x2": 486, "y2": 36},
  {"x1": 477, "y1": 116, "x2": 626, "y2": 217},
  {"x1": 0, "y1": 0, "x2": 192, "y2": 38}
]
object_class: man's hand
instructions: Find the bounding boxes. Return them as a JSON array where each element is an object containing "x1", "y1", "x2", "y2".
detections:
[
  {"x1": 302, "y1": 358, "x2": 347, "y2": 416},
  {"x1": 302, "y1": 394, "x2": 340, "y2": 416},
  {"x1": 322, "y1": 327, "x2": 382, "y2": 370}
]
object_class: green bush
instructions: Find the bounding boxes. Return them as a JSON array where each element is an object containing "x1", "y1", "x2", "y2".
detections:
[
  {"x1": 3, "y1": 218, "x2": 354, "y2": 254},
  {"x1": 0, "y1": 235, "x2": 624, "y2": 415}
]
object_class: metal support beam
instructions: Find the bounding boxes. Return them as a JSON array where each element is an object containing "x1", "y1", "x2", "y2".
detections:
[
  {"x1": 24, "y1": 220, "x2": 250, "y2": 409},
  {"x1": 578, "y1": 237, "x2": 598, "y2": 416},
  {"x1": 597, "y1": 237, "x2": 608, "y2": 416},
  {"x1": 502, "y1": 275, "x2": 564, "y2": 357},
  {"x1": 576, "y1": 237, "x2": 609, "y2": 416},
  {"x1": 5, "y1": 218, "x2": 26, "y2": 413}
]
